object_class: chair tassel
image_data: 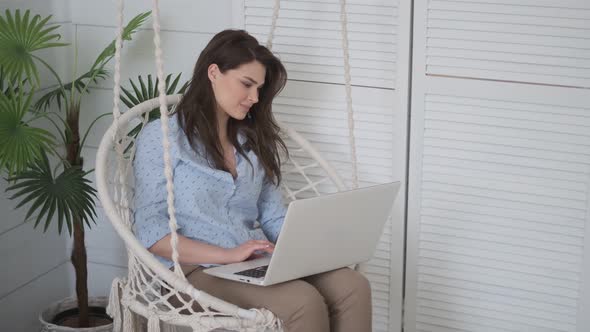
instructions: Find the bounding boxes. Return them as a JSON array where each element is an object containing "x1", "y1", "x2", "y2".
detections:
[
  {"x1": 148, "y1": 314, "x2": 161, "y2": 332},
  {"x1": 123, "y1": 306, "x2": 135, "y2": 331},
  {"x1": 106, "y1": 277, "x2": 123, "y2": 332}
]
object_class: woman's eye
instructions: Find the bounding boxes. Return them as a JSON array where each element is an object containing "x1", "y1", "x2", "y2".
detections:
[{"x1": 242, "y1": 82, "x2": 252, "y2": 88}]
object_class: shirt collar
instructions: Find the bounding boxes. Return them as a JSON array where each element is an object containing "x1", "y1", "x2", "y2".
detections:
[{"x1": 237, "y1": 131, "x2": 248, "y2": 147}]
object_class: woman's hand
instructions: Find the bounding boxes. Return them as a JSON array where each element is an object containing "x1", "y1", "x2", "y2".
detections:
[{"x1": 224, "y1": 240, "x2": 275, "y2": 263}]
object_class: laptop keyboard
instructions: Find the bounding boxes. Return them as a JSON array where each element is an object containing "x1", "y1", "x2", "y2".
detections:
[{"x1": 235, "y1": 265, "x2": 268, "y2": 278}]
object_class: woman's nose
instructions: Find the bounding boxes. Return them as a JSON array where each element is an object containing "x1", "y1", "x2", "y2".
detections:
[{"x1": 249, "y1": 89, "x2": 259, "y2": 103}]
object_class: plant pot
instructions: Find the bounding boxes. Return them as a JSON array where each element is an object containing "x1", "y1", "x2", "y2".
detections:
[{"x1": 39, "y1": 296, "x2": 113, "y2": 332}]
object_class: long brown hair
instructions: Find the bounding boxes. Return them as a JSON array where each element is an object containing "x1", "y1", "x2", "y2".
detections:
[{"x1": 177, "y1": 30, "x2": 288, "y2": 184}]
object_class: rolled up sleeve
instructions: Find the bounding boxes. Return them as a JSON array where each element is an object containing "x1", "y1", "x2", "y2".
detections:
[{"x1": 257, "y1": 177, "x2": 287, "y2": 243}]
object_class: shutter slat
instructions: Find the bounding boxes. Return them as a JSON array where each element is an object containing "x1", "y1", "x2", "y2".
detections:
[
  {"x1": 419, "y1": 282, "x2": 578, "y2": 316},
  {"x1": 419, "y1": 274, "x2": 578, "y2": 308}
]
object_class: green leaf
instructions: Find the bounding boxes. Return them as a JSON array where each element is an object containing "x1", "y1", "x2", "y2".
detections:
[
  {"x1": 167, "y1": 73, "x2": 181, "y2": 95},
  {"x1": 34, "y1": 68, "x2": 108, "y2": 111},
  {"x1": 120, "y1": 90, "x2": 137, "y2": 109},
  {"x1": 148, "y1": 74, "x2": 154, "y2": 99},
  {"x1": 129, "y1": 79, "x2": 143, "y2": 103},
  {"x1": 178, "y1": 80, "x2": 189, "y2": 94},
  {"x1": 90, "y1": 11, "x2": 150, "y2": 71},
  {"x1": 32, "y1": 192, "x2": 51, "y2": 228},
  {"x1": 25, "y1": 190, "x2": 48, "y2": 221},
  {"x1": 44, "y1": 196, "x2": 57, "y2": 232},
  {"x1": 138, "y1": 75, "x2": 148, "y2": 100},
  {"x1": 8, "y1": 182, "x2": 44, "y2": 205},
  {"x1": 56, "y1": 196, "x2": 65, "y2": 234}
]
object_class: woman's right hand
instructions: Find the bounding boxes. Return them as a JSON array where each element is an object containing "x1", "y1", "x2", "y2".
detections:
[{"x1": 224, "y1": 240, "x2": 275, "y2": 263}]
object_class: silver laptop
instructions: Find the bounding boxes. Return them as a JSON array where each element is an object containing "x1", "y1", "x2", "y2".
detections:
[{"x1": 204, "y1": 182, "x2": 400, "y2": 286}]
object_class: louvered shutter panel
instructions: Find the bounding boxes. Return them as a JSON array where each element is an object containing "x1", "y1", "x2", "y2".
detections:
[
  {"x1": 243, "y1": 1, "x2": 410, "y2": 331},
  {"x1": 425, "y1": 0, "x2": 590, "y2": 88},
  {"x1": 407, "y1": 0, "x2": 590, "y2": 331}
]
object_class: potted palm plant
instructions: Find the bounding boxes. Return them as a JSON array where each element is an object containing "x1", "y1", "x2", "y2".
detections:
[{"x1": 0, "y1": 9, "x2": 150, "y2": 329}]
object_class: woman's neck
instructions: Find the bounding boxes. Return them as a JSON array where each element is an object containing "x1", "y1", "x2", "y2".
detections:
[{"x1": 217, "y1": 113, "x2": 230, "y2": 146}]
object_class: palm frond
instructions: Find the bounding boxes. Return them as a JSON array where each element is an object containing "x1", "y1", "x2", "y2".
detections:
[
  {"x1": 0, "y1": 89, "x2": 55, "y2": 175},
  {"x1": 91, "y1": 11, "x2": 151, "y2": 71},
  {"x1": 0, "y1": 66, "x2": 31, "y2": 96},
  {"x1": 121, "y1": 73, "x2": 189, "y2": 139},
  {"x1": 6, "y1": 151, "x2": 97, "y2": 235},
  {"x1": 34, "y1": 68, "x2": 108, "y2": 111},
  {"x1": 0, "y1": 9, "x2": 68, "y2": 85},
  {"x1": 33, "y1": 11, "x2": 151, "y2": 112}
]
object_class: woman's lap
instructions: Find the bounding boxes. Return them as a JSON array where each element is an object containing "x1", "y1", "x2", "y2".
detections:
[{"x1": 180, "y1": 266, "x2": 371, "y2": 332}]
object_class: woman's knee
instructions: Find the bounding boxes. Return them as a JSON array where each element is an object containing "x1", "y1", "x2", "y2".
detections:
[
  {"x1": 316, "y1": 268, "x2": 372, "y2": 307},
  {"x1": 350, "y1": 269, "x2": 371, "y2": 296},
  {"x1": 275, "y1": 281, "x2": 329, "y2": 331},
  {"x1": 338, "y1": 268, "x2": 372, "y2": 305}
]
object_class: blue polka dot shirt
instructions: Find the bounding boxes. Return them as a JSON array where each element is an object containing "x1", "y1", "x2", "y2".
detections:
[{"x1": 133, "y1": 114, "x2": 286, "y2": 268}]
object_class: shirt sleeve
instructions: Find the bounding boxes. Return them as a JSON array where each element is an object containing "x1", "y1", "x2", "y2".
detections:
[
  {"x1": 257, "y1": 176, "x2": 287, "y2": 243},
  {"x1": 133, "y1": 122, "x2": 179, "y2": 249}
]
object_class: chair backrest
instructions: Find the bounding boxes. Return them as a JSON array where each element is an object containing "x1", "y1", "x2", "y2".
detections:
[{"x1": 95, "y1": 94, "x2": 347, "y2": 328}]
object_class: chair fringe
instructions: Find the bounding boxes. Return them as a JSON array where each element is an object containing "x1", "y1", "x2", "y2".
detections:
[
  {"x1": 123, "y1": 306, "x2": 135, "y2": 331},
  {"x1": 148, "y1": 314, "x2": 160, "y2": 332},
  {"x1": 107, "y1": 277, "x2": 124, "y2": 331},
  {"x1": 255, "y1": 308, "x2": 283, "y2": 331}
]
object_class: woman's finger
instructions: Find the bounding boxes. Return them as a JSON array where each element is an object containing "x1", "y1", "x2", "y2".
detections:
[{"x1": 253, "y1": 240, "x2": 273, "y2": 245}]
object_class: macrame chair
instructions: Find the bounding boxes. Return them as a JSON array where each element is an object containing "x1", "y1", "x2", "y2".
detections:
[{"x1": 95, "y1": 0, "x2": 359, "y2": 331}]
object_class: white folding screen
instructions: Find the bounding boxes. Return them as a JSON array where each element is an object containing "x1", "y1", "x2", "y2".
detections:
[
  {"x1": 407, "y1": 1, "x2": 590, "y2": 331},
  {"x1": 239, "y1": 0, "x2": 412, "y2": 331}
]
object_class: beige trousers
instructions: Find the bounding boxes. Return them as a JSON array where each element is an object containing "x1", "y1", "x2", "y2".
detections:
[{"x1": 180, "y1": 265, "x2": 372, "y2": 332}]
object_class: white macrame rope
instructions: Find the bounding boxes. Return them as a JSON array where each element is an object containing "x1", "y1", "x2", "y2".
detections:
[
  {"x1": 112, "y1": 0, "x2": 124, "y2": 123},
  {"x1": 107, "y1": 278, "x2": 123, "y2": 332},
  {"x1": 339, "y1": 0, "x2": 359, "y2": 189},
  {"x1": 266, "y1": 0, "x2": 280, "y2": 49},
  {"x1": 111, "y1": 0, "x2": 134, "y2": 229},
  {"x1": 151, "y1": 0, "x2": 184, "y2": 278},
  {"x1": 266, "y1": 0, "x2": 358, "y2": 189}
]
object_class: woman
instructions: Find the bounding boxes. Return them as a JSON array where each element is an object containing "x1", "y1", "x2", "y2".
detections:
[{"x1": 134, "y1": 29, "x2": 371, "y2": 332}]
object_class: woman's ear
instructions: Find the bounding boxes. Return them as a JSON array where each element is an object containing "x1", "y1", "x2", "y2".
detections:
[{"x1": 208, "y1": 63, "x2": 219, "y2": 83}]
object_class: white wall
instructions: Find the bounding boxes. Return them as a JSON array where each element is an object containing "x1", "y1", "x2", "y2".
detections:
[{"x1": 0, "y1": 1, "x2": 73, "y2": 331}]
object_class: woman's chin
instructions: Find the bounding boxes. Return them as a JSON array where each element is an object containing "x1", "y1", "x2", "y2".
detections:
[{"x1": 231, "y1": 113, "x2": 248, "y2": 121}]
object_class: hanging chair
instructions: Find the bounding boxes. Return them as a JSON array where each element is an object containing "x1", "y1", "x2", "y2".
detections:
[
  {"x1": 96, "y1": 0, "x2": 359, "y2": 331},
  {"x1": 96, "y1": 94, "x2": 347, "y2": 332}
]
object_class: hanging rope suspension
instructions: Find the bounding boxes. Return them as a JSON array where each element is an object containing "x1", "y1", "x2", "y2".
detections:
[
  {"x1": 338, "y1": 0, "x2": 359, "y2": 189},
  {"x1": 266, "y1": 0, "x2": 359, "y2": 189},
  {"x1": 266, "y1": 0, "x2": 281, "y2": 50},
  {"x1": 150, "y1": 0, "x2": 185, "y2": 278}
]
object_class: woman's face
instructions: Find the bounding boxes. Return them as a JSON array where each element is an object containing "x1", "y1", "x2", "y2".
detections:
[{"x1": 208, "y1": 60, "x2": 266, "y2": 122}]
